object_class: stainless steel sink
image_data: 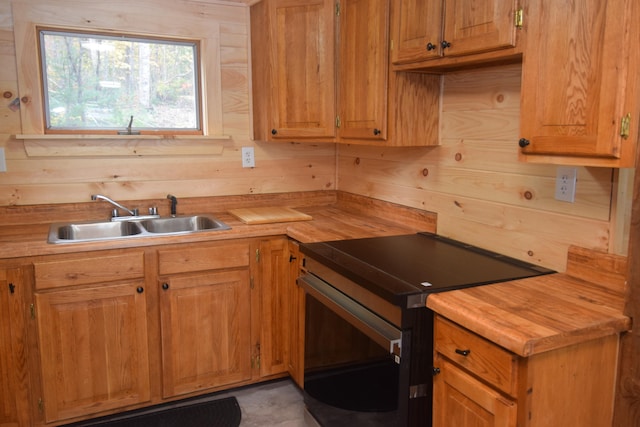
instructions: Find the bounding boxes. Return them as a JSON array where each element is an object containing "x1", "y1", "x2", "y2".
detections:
[
  {"x1": 48, "y1": 215, "x2": 230, "y2": 243},
  {"x1": 140, "y1": 215, "x2": 230, "y2": 234}
]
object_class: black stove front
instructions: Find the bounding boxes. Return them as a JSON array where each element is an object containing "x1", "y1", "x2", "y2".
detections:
[{"x1": 299, "y1": 232, "x2": 554, "y2": 426}]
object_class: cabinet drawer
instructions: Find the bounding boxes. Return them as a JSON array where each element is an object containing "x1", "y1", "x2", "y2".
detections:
[
  {"x1": 158, "y1": 242, "x2": 250, "y2": 275},
  {"x1": 435, "y1": 315, "x2": 518, "y2": 396},
  {"x1": 34, "y1": 251, "x2": 145, "y2": 289}
]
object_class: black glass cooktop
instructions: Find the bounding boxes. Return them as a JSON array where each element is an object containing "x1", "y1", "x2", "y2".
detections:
[{"x1": 300, "y1": 232, "x2": 554, "y2": 306}]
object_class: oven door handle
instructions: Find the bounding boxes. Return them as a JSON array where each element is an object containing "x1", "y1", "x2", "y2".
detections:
[{"x1": 299, "y1": 273, "x2": 403, "y2": 361}]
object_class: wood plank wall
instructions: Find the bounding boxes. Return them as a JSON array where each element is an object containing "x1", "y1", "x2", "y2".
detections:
[
  {"x1": 338, "y1": 64, "x2": 622, "y2": 272},
  {"x1": 0, "y1": 0, "x2": 336, "y2": 206},
  {"x1": 0, "y1": 0, "x2": 630, "y2": 273}
]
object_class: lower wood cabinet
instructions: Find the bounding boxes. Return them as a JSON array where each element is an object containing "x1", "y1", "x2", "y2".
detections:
[
  {"x1": 34, "y1": 281, "x2": 151, "y2": 423},
  {"x1": 18, "y1": 237, "x2": 295, "y2": 426},
  {"x1": 433, "y1": 315, "x2": 619, "y2": 427},
  {"x1": 159, "y1": 269, "x2": 252, "y2": 398},
  {"x1": 0, "y1": 267, "x2": 31, "y2": 427},
  {"x1": 285, "y1": 240, "x2": 305, "y2": 388}
]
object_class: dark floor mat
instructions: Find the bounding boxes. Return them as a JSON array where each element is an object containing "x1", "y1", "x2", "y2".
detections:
[{"x1": 64, "y1": 396, "x2": 241, "y2": 427}]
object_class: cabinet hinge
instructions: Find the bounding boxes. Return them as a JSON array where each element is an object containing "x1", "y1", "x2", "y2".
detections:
[
  {"x1": 621, "y1": 113, "x2": 631, "y2": 139},
  {"x1": 250, "y1": 276, "x2": 255, "y2": 290},
  {"x1": 335, "y1": 2, "x2": 340, "y2": 16},
  {"x1": 255, "y1": 248, "x2": 261, "y2": 263},
  {"x1": 8, "y1": 282, "x2": 15, "y2": 294},
  {"x1": 30, "y1": 303, "x2": 35, "y2": 319},
  {"x1": 514, "y1": 8, "x2": 523, "y2": 28},
  {"x1": 38, "y1": 398, "x2": 44, "y2": 413},
  {"x1": 336, "y1": 115, "x2": 341, "y2": 129}
]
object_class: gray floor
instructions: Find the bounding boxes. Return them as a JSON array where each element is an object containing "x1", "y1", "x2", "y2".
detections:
[{"x1": 215, "y1": 379, "x2": 308, "y2": 426}]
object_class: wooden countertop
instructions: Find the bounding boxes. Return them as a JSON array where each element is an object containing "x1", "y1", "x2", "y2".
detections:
[
  {"x1": 0, "y1": 191, "x2": 630, "y2": 357},
  {"x1": 427, "y1": 246, "x2": 631, "y2": 358},
  {"x1": 0, "y1": 191, "x2": 437, "y2": 260}
]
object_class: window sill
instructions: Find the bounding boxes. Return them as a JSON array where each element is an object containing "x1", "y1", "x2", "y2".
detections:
[{"x1": 15, "y1": 134, "x2": 230, "y2": 157}]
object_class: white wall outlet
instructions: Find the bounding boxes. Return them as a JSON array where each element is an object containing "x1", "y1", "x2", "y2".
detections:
[
  {"x1": 554, "y1": 166, "x2": 577, "y2": 203},
  {"x1": 0, "y1": 147, "x2": 6, "y2": 172},
  {"x1": 242, "y1": 146, "x2": 255, "y2": 168}
]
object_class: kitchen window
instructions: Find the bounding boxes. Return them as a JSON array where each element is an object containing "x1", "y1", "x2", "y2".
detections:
[{"x1": 38, "y1": 29, "x2": 202, "y2": 135}]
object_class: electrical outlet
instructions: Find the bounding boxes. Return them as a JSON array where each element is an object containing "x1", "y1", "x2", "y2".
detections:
[
  {"x1": 0, "y1": 147, "x2": 6, "y2": 172},
  {"x1": 242, "y1": 146, "x2": 255, "y2": 168},
  {"x1": 554, "y1": 166, "x2": 577, "y2": 203}
]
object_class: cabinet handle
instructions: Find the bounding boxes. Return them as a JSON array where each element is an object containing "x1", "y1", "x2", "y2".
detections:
[
  {"x1": 455, "y1": 348, "x2": 471, "y2": 357},
  {"x1": 136, "y1": 286, "x2": 144, "y2": 293},
  {"x1": 441, "y1": 40, "x2": 451, "y2": 49},
  {"x1": 373, "y1": 128, "x2": 381, "y2": 136},
  {"x1": 518, "y1": 138, "x2": 530, "y2": 148},
  {"x1": 426, "y1": 42, "x2": 437, "y2": 51},
  {"x1": 162, "y1": 283, "x2": 170, "y2": 290},
  {"x1": 271, "y1": 129, "x2": 278, "y2": 135}
]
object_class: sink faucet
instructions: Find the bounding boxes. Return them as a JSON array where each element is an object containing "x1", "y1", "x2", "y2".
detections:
[
  {"x1": 91, "y1": 194, "x2": 138, "y2": 217},
  {"x1": 167, "y1": 194, "x2": 178, "y2": 217}
]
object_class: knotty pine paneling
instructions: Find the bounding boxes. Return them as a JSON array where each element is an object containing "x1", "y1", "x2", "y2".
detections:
[
  {"x1": 0, "y1": 0, "x2": 336, "y2": 206},
  {"x1": 338, "y1": 64, "x2": 616, "y2": 272}
]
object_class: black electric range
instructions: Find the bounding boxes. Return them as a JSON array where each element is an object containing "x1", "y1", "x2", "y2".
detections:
[
  {"x1": 298, "y1": 232, "x2": 554, "y2": 427},
  {"x1": 300, "y1": 231, "x2": 555, "y2": 308}
]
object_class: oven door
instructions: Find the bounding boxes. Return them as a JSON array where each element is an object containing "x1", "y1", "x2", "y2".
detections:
[{"x1": 299, "y1": 272, "x2": 405, "y2": 426}]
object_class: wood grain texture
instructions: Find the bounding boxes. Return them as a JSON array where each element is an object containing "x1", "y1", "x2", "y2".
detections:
[{"x1": 427, "y1": 273, "x2": 630, "y2": 358}]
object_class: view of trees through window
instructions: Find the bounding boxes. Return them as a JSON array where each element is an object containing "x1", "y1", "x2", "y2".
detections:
[{"x1": 39, "y1": 29, "x2": 201, "y2": 132}]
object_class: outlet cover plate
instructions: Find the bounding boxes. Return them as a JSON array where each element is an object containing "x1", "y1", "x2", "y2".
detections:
[
  {"x1": 555, "y1": 166, "x2": 577, "y2": 203},
  {"x1": 242, "y1": 146, "x2": 255, "y2": 168}
]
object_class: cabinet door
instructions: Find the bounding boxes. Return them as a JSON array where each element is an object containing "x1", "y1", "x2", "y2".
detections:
[
  {"x1": 338, "y1": 0, "x2": 390, "y2": 140},
  {"x1": 286, "y1": 240, "x2": 305, "y2": 388},
  {"x1": 253, "y1": 238, "x2": 290, "y2": 378},
  {"x1": 159, "y1": 270, "x2": 251, "y2": 398},
  {"x1": 35, "y1": 281, "x2": 150, "y2": 423},
  {"x1": 392, "y1": 0, "x2": 443, "y2": 64},
  {"x1": 0, "y1": 268, "x2": 30, "y2": 427},
  {"x1": 265, "y1": 0, "x2": 336, "y2": 140},
  {"x1": 442, "y1": 0, "x2": 517, "y2": 57},
  {"x1": 519, "y1": 0, "x2": 637, "y2": 166},
  {"x1": 433, "y1": 357, "x2": 516, "y2": 427}
]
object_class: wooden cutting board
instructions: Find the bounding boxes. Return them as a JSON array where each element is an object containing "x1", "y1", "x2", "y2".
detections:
[{"x1": 228, "y1": 206, "x2": 313, "y2": 224}]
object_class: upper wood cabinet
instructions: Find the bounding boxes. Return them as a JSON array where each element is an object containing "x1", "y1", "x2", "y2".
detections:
[
  {"x1": 392, "y1": 0, "x2": 520, "y2": 69},
  {"x1": 251, "y1": 0, "x2": 337, "y2": 141},
  {"x1": 337, "y1": 0, "x2": 390, "y2": 141},
  {"x1": 518, "y1": 0, "x2": 639, "y2": 167},
  {"x1": 251, "y1": 0, "x2": 441, "y2": 146}
]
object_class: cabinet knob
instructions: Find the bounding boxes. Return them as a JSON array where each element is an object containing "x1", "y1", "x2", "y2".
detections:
[
  {"x1": 271, "y1": 129, "x2": 278, "y2": 135},
  {"x1": 518, "y1": 138, "x2": 531, "y2": 148},
  {"x1": 426, "y1": 42, "x2": 437, "y2": 51},
  {"x1": 455, "y1": 348, "x2": 471, "y2": 357},
  {"x1": 162, "y1": 283, "x2": 170, "y2": 290},
  {"x1": 441, "y1": 40, "x2": 451, "y2": 49},
  {"x1": 136, "y1": 286, "x2": 144, "y2": 294},
  {"x1": 432, "y1": 367, "x2": 441, "y2": 376},
  {"x1": 373, "y1": 128, "x2": 381, "y2": 136}
]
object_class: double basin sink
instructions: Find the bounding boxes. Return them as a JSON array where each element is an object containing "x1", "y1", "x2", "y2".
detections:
[{"x1": 48, "y1": 215, "x2": 231, "y2": 244}]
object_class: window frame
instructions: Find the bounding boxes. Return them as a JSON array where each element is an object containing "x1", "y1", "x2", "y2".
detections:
[{"x1": 36, "y1": 26, "x2": 204, "y2": 136}]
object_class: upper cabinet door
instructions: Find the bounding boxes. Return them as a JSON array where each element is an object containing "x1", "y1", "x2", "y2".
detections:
[
  {"x1": 442, "y1": 0, "x2": 517, "y2": 57},
  {"x1": 392, "y1": 0, "x2": 517, "y2": 65},
  {"x1": 392, "y1": 0, "x2": 443, "y2": 64},
  {"x1": 251, "y1": 0, "x2": 336, "y2": 140},
  {"x1": 338, "y1": 0, "x2": 390, "y2": 140},
  {"x1": 519, "y1": 0, "x2": 639, "y2": 167}
]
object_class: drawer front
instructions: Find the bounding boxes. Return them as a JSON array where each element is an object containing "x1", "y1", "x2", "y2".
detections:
[
  {"x1": 34, "y1": 251, "x2": 145, "y2": 289},
  {"x1": 435, "y1": 315, "x2": 518, "y2": 396},
  {"x1": 158, "y1": 242, "x2": 250, "y2": 275}
]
